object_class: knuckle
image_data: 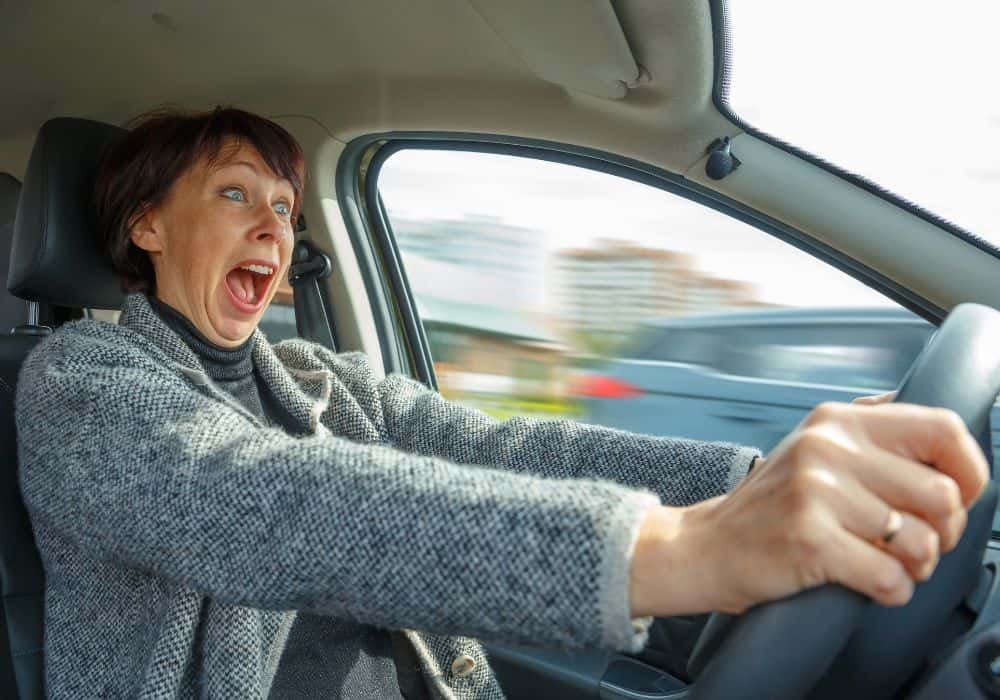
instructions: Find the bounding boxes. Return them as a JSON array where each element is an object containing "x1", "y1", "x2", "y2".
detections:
[
  {"x1": 947, "y1": 508, "x2": 968, "y2": 547},
  {"x1": 911, "y1": 528, "x2": 939, "y2": 565},
  {"x1": 789, "y1": 428, "x2": 834, "y2": 463},
  {"x1": 786, "y1": 466, "x2": 832, "y2": 511},
  {"x1": 924, "y1": 529, "x2": 941, "y2": 560},
  {"x1": 934, "y1": 408, "x2": 966, "y2": 437},
  {"x1": 925, "y1": 475, "x2": 962, "y2": 518},
  {"x1": 806, "y1": 402, "x2": 841, "y2": 426},
  {"x1": 873, "y1": 560, "x2": 910, "y2": 604}
]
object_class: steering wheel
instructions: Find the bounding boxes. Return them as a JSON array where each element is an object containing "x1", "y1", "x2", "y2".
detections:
[{"x1": 686, "y1": 303, "x2": 1000, "y2": 700}]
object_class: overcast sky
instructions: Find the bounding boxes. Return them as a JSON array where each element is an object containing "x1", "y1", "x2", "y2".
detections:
[{"x1": 378, "y1": 1, "x2": 1000, "y2": 311}]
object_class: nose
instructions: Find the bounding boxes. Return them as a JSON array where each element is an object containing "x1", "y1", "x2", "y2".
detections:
[
  {"x1": 246, "y1": 201, "x2": 293, "y2": 244},
  {"x1": 251, "y1": 227, "x2": 278, "y2": 244}
]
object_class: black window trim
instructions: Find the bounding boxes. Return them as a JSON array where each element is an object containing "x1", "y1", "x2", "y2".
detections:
[
  {"x1": 708, "y1": 0, "x2": 1000, "y2": 262},
  {"x1": 337, "y1": 133, "x2": 945, "y2": 386}
]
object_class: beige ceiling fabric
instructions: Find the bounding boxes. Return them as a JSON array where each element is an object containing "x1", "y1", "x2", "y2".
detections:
[
  {"x1": 464, "y1": 0, "x2": 640, "y2": 99},
  {"x1": 0, "y1": 0, "x2": 985, "y2": 314},
  {"x1": 0, "y1": 0, "x2": 723, "y2": 173}
]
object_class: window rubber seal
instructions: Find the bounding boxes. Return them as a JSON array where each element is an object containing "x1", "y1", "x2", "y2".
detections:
[{"x1": 707, "y1": 0, "x2": 1000, "y2": 264}]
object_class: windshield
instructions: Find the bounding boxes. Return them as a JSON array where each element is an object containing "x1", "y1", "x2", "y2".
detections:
[{"x1": 727, "y1": 0, "x2": 1000, "y2": 245}]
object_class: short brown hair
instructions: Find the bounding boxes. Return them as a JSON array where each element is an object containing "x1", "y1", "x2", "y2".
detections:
[{"x1": 94, "y1": 106, "x2": 306, "y2": 293}]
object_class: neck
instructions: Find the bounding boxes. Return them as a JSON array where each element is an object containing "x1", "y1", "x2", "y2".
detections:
[{"x1": 148, "y1": 295, "x2": 255, "y2": 381}]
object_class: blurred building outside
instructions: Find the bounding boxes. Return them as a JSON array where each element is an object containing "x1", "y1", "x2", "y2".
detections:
[
  {"x1": 379, "y1": 216, "x2": 784, "y2": 420},
  {"x1": 551, "y1": 239, "x2": 773, "y2": 354},
  {"x1": 391, "y1": 214, "x2": 545, "y2": 309},
  {"x1": 391, "y1": 213, "x2": 574, "y2": 418},
  {"x1": 417, "y1": 296, "x2": 573, "y2": 419}
]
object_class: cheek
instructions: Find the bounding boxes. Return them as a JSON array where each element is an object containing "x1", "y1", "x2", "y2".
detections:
[{"x1": 182, "y1": 212, "x2": 240, "y2": 272}]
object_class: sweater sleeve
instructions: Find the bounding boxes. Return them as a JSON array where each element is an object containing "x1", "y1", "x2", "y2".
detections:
[
  {"x1": 376, "y1": 372, "x2": 760, "y2": 507},
  {"x1": 17, "y1": 330, "x2": 658, "y2": 653}
]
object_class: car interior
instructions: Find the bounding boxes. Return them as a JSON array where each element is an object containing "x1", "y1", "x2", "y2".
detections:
[{"x1": 3, "y1": 1, "x2": 1000, "y2": 698}]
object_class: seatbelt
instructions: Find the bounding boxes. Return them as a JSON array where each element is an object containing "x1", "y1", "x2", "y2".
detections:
[
  {"x1": 391, "y1": 632, "x2": 432, "y2": 700},
  {"x1": 289, "y1": 228, "x2": 427, "y2": 697},
  {"x1": 288, "y1": 236, "x2": 337, "y2": 351}
]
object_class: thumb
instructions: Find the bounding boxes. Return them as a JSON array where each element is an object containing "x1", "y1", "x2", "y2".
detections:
[{"x1": 853, "y1": 391, "x2": 898, "y2": 406}]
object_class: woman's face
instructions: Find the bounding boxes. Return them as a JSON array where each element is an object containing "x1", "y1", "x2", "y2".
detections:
[{"x1": 130, "y1": 141, "x2": 296, "y2": 347}]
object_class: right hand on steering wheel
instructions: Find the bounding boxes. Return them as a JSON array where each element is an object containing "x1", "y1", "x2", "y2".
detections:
[{"x1": 629, "y1": 401, "x2": 989, "y2": 618}]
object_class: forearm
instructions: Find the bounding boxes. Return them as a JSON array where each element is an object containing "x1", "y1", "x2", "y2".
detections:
[
  {"x1": 629, "y1": 459, "x2": 766, "y2": 618},
  {"x1": 379, "y1": 373, "x2": 759, "y2": 505},
  {"x1": 629, "y1": 502, "x2": 716, "y2": 618},
  {"x1": 19, "y1": 354, "x2": 660, "y2": 652}
]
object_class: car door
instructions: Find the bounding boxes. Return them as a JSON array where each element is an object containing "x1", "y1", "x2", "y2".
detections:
[
  {"x1": 580, "y1": 317, "x2": 935, "y2": 454},
  {"x1": 329, "y1": 136, "x2": 955, "y2": 698}
]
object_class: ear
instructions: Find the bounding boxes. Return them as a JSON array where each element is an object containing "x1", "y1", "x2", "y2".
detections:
[{"x1": 128, "y1": 204, "x2": 164, "y2": 254}]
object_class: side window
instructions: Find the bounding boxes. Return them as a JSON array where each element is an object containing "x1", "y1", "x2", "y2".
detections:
[
  {"x1": 376, "y1": 149, "x2": 932, "y2": 454},
  {"x1": 714, "y1": 323, "x2": 932, "y2": 390},
  {"x1": 259, "y1": 278, "x2": 298, "y2": 343}
]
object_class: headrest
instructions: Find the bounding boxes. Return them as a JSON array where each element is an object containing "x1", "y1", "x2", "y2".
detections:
[{"x1": 9, "y1": 118, "x2": 126, "y2": 309}]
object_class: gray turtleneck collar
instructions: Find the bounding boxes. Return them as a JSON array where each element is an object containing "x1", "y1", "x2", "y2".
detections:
[
  {"x1": 147, "y1": 296, "x2": 254, "y2": 382},
  {"x1": 147, "y1": 295, "x2": 298, "y2": 432}
]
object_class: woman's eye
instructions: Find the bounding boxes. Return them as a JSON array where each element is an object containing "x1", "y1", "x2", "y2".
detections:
[
  {"x1": 222, "y1": 187, "x2": 246, "y2": 202},
  {"x1": 274, "y1": 201, "x2": 291, "y2": 217}
]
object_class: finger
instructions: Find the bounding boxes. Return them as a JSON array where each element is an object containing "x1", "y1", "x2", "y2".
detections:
[
  {"x1": 853, "y1": 391, "x2": 897, "y2": 405},
  {"x1": 850, "y1": 445, "x2": 965, "y2": 550},
  {"x1": 811, "y1": 467, "x2": 942, "y2": 578},
  {"x1": 827, "y1": 528, "x2": 914, "y2": 607},
  {"x1": 857, "y1": 403, "x2": 989, "y2": 506},
  {"x1": 882, "y1": 511, "x2": 940, "y2": 581},
  {"x1": 812, "y1": 466, "x2": 898, "y2": 544}
]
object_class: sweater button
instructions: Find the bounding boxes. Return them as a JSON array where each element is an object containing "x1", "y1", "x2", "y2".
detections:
[{"x1": 451, "y1": 654, "x2": 476, "y2": 678}]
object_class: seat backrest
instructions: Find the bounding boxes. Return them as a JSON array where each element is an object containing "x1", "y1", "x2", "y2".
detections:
[
  {"x1": 0, "y1": 176, "x2": 28, "y2": 334},
  {"x1": 0, "y1": 331, "x2": 46, "y2": 700},
  {"x1": 1, "y1": 118, "x2": 126, "y2": 700},
  {"x1": 0, "y1": 174, "x2": 45, "y2": 700}
]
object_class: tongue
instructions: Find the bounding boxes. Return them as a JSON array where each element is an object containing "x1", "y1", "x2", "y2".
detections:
[{"x1": 226, "y1": 268, "x2": 257, "y2": 305}]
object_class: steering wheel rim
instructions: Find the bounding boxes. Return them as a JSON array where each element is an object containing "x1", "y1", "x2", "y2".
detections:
[{"x1": 687, "y1": 303, "x2": 1000, "y2": 700}]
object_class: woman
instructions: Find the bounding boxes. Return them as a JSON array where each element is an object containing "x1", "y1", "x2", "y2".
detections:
[{"x1": 16, "y1": 108, "x2": 986, "y2": 699}]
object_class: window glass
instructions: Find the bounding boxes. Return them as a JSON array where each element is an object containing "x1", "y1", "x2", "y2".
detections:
[
  {"x1": 378, "y1": 149, "x2": 932, "y2": 424},
  {"x1": 714, "y1": 323, "x2": 932, "y2": 390},
  {"x1": 727, "y1": 1, "x2": 1000, "y2": 244},
  {"x1": 258, "y1": 280, "x2": 298, "y2": 343},
  {"x1": 377, "y1": 149, "x2": 1000, "y2": 525}
]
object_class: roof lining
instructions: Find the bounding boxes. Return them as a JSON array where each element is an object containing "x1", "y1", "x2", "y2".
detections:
[{"x1": 464, "y1": 0, "x2": 640, "y2": 99}]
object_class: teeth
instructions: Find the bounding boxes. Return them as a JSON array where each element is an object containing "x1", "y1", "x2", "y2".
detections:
[{"x1": 239, "y1": 263, "x2": 274, "y2": 275}]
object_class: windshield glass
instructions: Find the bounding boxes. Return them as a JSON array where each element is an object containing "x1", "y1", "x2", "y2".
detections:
[{"x1": 727, "y1": 0, "x2": 1000, "y2": 245}]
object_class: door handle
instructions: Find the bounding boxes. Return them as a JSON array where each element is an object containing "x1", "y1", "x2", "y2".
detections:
[{"x1": 600, "y1": 658, "x2": 689, "y2": 699}]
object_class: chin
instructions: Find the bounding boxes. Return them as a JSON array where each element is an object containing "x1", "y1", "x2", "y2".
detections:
[{"x1": 211, "y1": 311, "x2": 257, "y2": 347}]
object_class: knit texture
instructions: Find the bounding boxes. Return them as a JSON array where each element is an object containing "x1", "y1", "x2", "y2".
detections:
[
  {"x1": 16, "y1": 293, "x2": 759, "y2": 699},
  {"x1": 148, "y1": 296, "x2": 294, "y2": 430},
  {"x1": 149, "y1": 296, "x2": 414, "y2": 697}
]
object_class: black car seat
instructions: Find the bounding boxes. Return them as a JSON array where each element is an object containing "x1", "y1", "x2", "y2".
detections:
[
  {"x1": 1, "y1": 118, "x2": 126, "y2": 700},
  {"x1": 0, "y1": 175, "x2": 30, "y2": 334}
]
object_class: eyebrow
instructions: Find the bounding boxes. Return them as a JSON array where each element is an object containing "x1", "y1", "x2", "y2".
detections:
[
  {"x1": 214, "y1": 160, "x2": 293, "y2": 194},
  {"x1": 217, "y1": 160, "x2": 261, "y2": 175}
]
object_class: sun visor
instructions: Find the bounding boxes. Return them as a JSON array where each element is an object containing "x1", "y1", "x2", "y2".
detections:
[{"x1": 466, "y1": 0, "x2": 641, "y2": 99}]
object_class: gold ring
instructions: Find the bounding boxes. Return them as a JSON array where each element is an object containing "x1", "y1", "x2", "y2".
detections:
[{"x1": 881, "y1": 509, "x2": 904, "y2": 544}]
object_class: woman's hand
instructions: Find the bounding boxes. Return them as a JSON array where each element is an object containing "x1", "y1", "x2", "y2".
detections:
[
  {"x1": 629, "y1": 401, "x2": 989, "y2": 617},
  {"x1": 853, "y1": 390, "x2": 897, "y2": 406}
]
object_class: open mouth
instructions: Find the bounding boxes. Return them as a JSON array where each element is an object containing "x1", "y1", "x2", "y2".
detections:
[{"x1": 224, "y1": 260, "x2": 276, "y2": 311}]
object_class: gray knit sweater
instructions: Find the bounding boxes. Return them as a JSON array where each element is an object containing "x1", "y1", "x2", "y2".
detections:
[{"x1": 16, "y1": 293, "x2": 758, "y2": 699}]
